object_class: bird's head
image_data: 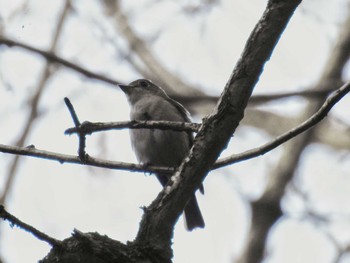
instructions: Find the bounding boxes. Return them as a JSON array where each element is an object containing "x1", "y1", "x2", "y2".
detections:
[{"x1": 119, "y1": 79, "x2": 168, "y2": 104}]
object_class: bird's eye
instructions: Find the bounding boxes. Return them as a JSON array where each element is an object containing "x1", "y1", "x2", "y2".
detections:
[{"x1": 139, "y1": 80, "x2": 149, "y2": 88}]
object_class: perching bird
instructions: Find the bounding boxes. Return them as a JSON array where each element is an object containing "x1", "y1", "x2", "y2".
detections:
[{"x1": 119, "y1": 79, "x2": 205, "y2": 231}]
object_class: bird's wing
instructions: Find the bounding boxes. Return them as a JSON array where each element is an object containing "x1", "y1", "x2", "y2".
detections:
[
  {"x1": 166, "y1": 97, "x2": 204, "y2": 194},
  {"x1": 165, "y1": 96, "x2": 193, "y2": 140}
]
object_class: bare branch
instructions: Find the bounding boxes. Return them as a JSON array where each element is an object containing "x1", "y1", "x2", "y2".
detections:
[
  {"x1": 243, "y1": 108, "x2": 350, "y2": 151},
  {"x1": 0, "y1": 37, "x2": 123, "y2": 87},
  {"x1": 64, "y1": 97, "x2": 87, "y2": 161},
  {"x1": 65, "y1": 120, "x2": 200, "y2": 135},
  {"x1": 64, "y1": 98, "x2": 81, "y2": 128},
  {"x1": 248, "y1": 83, "x2": 341, "y2": 104},
  {"x1": 214, "y1": 82, "x2": 350, "y2": 169},
  {"x1": 133, "y1": 1, "x2": 303, "y2": 259},
  {"x1": 0, "y1": 205, "x2": 61, "y2": 247},
  {"x1": 172, "y1": 81, "x2": 342, "y2": 106},
  {"x1": 0, "y1": 143, "x2": 174, "y2": 175}
]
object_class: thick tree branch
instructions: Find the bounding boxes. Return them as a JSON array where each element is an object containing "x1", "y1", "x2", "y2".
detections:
[
  {"x1": 0, "y1": 206, "x2": 155, "y2": 263},
  {"x1": 41, "y1": 229, "x2": 159, "y2": 263},
  {"x1": 132, "y1": 1, "x2": 302, "y2": 261}
]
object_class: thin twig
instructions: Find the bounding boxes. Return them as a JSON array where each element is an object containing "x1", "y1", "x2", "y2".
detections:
[
  {"x1": 65, "y1": 120, "x2": 201, "y2": 135},
  {"x1": 64, "y1": 97, "x2": 87, "y2": 161},
  {"x1": 213, "y1": 82, "x2": 350, "y2": 169},
  {"x1": 0, "y1": 143, "x2": 174, "y2": 175},
  {"x1": 64, "y1": 97, "x2": 80, "y2": 127},
  {"x1": 0, "y1": 37, "x2": 122, "y2": 87},
  {"x1": 172, "y1": 83, "x2": 341, "y2": 106},
  {"x1": 0, "y1": 205, "x2": 61, "y2": 247}
]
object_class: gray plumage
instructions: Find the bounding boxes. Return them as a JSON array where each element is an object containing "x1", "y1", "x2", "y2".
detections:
[{"x1": 119, "y1": 79, "x2": 205, "y2": 231}]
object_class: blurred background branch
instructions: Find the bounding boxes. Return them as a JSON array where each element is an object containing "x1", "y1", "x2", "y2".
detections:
[
  {"x1": 0, "y1": 0, "x2": 349, "y2": 262},
  {"x1": 0, "y1": 0, "x2": 72, "y2": 209},
  {"x1": 237, "y1": 6, "x2": 350, "y2": 263}
]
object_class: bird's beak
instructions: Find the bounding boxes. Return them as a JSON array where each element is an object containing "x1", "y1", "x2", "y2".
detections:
[{"x1": 118, "y1": 84, "x2": 132, "y2": 94}]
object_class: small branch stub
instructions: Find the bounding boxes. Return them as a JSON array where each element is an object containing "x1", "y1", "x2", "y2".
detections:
[{"x1": 64, "y1": 97, "x2": 88, "y2": 162}]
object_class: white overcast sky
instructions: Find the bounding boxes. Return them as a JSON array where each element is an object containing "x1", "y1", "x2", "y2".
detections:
[{"x1": 0, "y1": 0, "x2": 350, "y2": 262}]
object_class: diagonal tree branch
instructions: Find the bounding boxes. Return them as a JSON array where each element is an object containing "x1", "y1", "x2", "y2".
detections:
[
  {"x1": 0, "y1": 36, "x2": 123, "y2": 87},
  {"x1": 243, "y1": 108, "x2": 350, "y2": 151},
  {"x1": 132, "y1": 1, "x2": 302, "y2": 261},
  {"x1": 213, "y1": 82, "x2": 350, "y2": 169},
  {"x1": 0, "y1": 205, "x2": 61, "y2": 247}
]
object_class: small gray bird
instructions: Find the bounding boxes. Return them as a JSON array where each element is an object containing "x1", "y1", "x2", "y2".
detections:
[{"x1": 119, "y1": 79, "x2": 205, "y2": 231}]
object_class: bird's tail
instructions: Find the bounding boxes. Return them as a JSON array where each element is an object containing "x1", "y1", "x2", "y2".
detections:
[{"x1": 184, "y1": 195, "x2": 205, "y2": 231}]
